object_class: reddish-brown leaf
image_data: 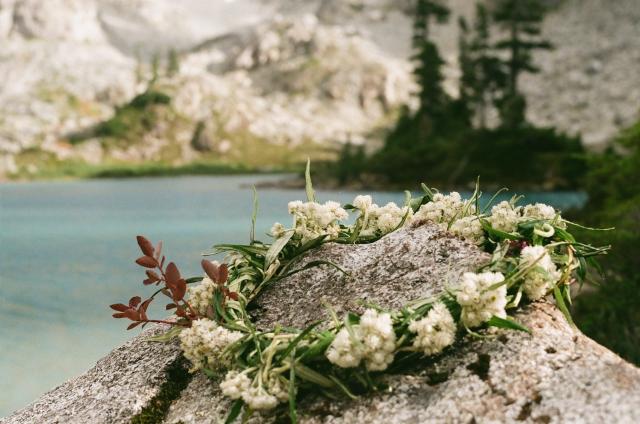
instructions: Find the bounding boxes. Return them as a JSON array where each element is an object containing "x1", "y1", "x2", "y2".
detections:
[
  {"x1": 129, "y1": 296, "x2": 142, "y2": 308},
  {"x1": 145, "y1": 270, "x2": 160, "y2": 282},
  {"x1": 166, "y1": 303, "x2": 177, "y2": 310},
  {"x1": 136, "y1": 256, "x2": 158, "y2": 268},
  {"x1": 112, "y1": 312, "x2": 127, "y2": 318},
  {"x1": 124, "y1": 309, "x2": 140, "y2": 321},
  {"x1": 143, "y1": 278, "x2": 154, "y2": 285},
  {"x1": 127, "y1": 322, "x2": 142, "y2": 330},
  {"x1": 165, "y1": 262, "x2": 181, "y2": 285},
  {"x1": 138, "y1": 299, "x2": 152, "y2": 321},
  {"x1": 176, "y1": 308, "x2": 187, "y2": 318},
  {"x1": 110, "y1": 303, "x2": 129, "y2": 312},
  {"x1": 136, "y1": 236, "x2": 155, "y2": 257},
  {"x1": 154, "y1": 241, "x2": 163, "y2": 260},
  {"x1": 201, "y1": 259, "x2": 219, "y2": 282},
  {"x1": 227, "y1": 291, "x2": 239, "y2": 301},
  {"x1": 218, "y1": 264, "x2": 229, "y2": 284},
  {"x1": 171, "y1": 279, "x2": 186, "y2": 302}
]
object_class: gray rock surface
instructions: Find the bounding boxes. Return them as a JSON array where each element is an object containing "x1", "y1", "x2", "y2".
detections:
[
  {"x1": 1, "y1": 325, "x2": 180, "y2": 424},
  {"x1": 5, "y1": 224, "x2": 640, "y2": 423}
]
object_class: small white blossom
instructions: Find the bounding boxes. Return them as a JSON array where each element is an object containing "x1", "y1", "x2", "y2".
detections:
[
  {"x1": 487, "y1": 201, "x2": 521, "y2": 233},
  {"x1": 287, "y1": 200, "x2": 348, "y2": 243},
  {"x1": 220, "y1": 371, "x2": 251, "y2": 399},
  {"x1": 242, "y1": 386, "x2": 279, "y2": 410},
  {"x1": 186, "y1": 276, "x2": 217, "y2": 315},
  {"x1": 353, "y1": 195, "x2": 373, "y2": 211},
  {"x1": 521, "y1": 203, "x2": 566, "y2": 228},
  {"x1": 270, "y1": 222, "x2": 287, "y2": 238},
  {"x1": 519, "y1": 245, "x2": 562, "y2": 300},
  {"x1": 325, "y1": 327, "x2": 364, "y2": 368},
  {"x1": 326, "y1": 309, "x2": 396, "y2": 371},
  {"x1": 412, "y1": 192, "x2": 474, "y2": 228},
  {"x1": 179, "y1": 319, "x2": 244, "y2": 371},
  {"x1": 408, "y1": 302, "x2": 456, "y2": 356},
  {"x1": 358, "y1": 200, "x2": 412, "y2": 237},
  {"x1": 450, "y1": 216, "x2": 485, "y2": 245},
  {"x1": 456, "y1": 271, "x2": 507, "y2": 328},
  {"x1": 359, "y1": 309, "x2": 396, "y2": 371},
  {"x1": 267, "y1": 373, "x2": 290, "y2": 402}
]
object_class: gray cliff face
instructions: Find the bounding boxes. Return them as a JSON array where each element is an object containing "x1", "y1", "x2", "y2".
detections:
[
  {"x1": 4, "y1": 224, "x2": 640, "y2": 423},
  {"x1": 1, "y1": 0, "x2": 639, "y2": 176}
]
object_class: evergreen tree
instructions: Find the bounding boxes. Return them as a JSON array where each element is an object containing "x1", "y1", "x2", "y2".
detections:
[
  {"x1": 491, "y1": 0, "x2": 552, "y2": 127},
  {"x1": 167, "y1": 49, "x2": 180, "y2": 77},
  {"x1": 411, "y1": 0, "x2": 452, "y2": 137},
  {"x1": 458, "y1": 5, "x2": 505, "y2": 128}
]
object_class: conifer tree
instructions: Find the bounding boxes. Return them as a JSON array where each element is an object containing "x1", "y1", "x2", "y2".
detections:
[
  {"x1": 412, "y1": 0, "x2": 451, "y2": 137},
  {"x1": 491, "y1": 0, "x2": 552, "y2": 127},
  {"x1": 458, "y1": 4, "x2": 505, "y2": 128}
]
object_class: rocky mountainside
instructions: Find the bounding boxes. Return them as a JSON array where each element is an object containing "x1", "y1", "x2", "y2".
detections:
[
  {"x1": 0, "y1": 0, "x2": 638, "y2": 177},
  {"x1": 3, "y1": 224, "x2": 640, "y2": 423}
]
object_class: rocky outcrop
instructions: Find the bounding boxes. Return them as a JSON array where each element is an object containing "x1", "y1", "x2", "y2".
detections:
[
  {"x1": 1, "y1": 0, "x2": 639, "y2": 177},
  {"x1": 4, "y1": 224, "x2": 640, "y2": 423}
]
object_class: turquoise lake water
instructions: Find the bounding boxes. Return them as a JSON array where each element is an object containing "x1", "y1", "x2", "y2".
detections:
[{"x1": 0, "y1": 175, "x2": 587, "y2": 416}]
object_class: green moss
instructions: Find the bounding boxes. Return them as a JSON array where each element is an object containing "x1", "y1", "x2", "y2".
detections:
[{"x1": 130, "y1": 357, "x2": 192, "y2": 424}]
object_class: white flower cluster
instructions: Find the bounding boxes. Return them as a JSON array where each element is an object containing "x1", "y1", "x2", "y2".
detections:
[
  {"x1": 408, "y1": 302, "x2": 456, "y2": 356},
  {"x1": 286, "y1": 200, "x2": 348, "y2": 243},
  {"x1": 519, "y1": 245, "x2": 562, "y2": 300},
  {"x1": 179, "y1": 319, "x2": 243, "y2": 371},
  {"x1": 412, "y1": 192, "x2": 474, "y2": 228},
  {"x1": 522, "y1": 203, "x2": 566, "y2": 229},
  {"x1": 487, "y1": 201, "x2": 521, "y2": 233},
  {"x1": 326, "y1": 309, "x2": 396, "y2": 371},
  {"x1": 186, "y1": 277, "x2": 216, "y2": 315},
  {"x1": 450, "y1": 216, "x2": 485, "y2": 245},
  {"x1": 220, "y1": 370, "x2": 285, "y2": 410},
  {"x1": 352, "y1": 195, "x2": 412, "y2": 237},
  {"x1": 456, "y1": 271, "x2": 507, "y2": 328}
]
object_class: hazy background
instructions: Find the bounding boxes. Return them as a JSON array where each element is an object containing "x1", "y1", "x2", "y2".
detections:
[{"x1": 1, "y1": 0, "x2": 639, "y2": 417}]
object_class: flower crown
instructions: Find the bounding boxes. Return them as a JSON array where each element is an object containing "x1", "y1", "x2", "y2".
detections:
[{"x1": 111, "y1": 167, "x2": 609, "y2": 423}]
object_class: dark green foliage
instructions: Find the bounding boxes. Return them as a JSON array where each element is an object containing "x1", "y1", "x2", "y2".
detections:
[
  {"x1": 572, "y1": 121, "x2": 640, "y2": 365},
  {"x1": 458, "y1": 5, "x2": 505, "y2": 128},
  {"x1": 491, "y1": 0, "x2": 552, "y2": 127},
  {"x1": 370, "y1": 126, "x2": 585, "y2": 188},
  {"x1": 70, "y1": 90, "x2": 172, "y2": 142},
  {"x1": 167, "y1": 49, "x2": 180, "y2": 77},
  {"x1": 412, "y1": 0, "x2": 453, "y2": 133},
  {"x1": 335, "y1": 143, "x2": 366, "y2": 185}
]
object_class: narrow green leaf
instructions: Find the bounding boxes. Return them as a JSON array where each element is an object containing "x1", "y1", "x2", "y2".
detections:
[
  {"x1": 250, "y1": 186, "x2": 258, "y2": 243},
  {"x1": 289, "y1": 351, "x2": 298, "y2": 424},
  {"x1": 553, "y1": 285, "x2": 575, "y2": 327},
  {"x1": 487, "y1": 315, "x2": 531, "y2": 334},
  {"x1": 279, "y1": 321, "x2": 322, "y2": 360},
  {"x1": 481, "y1": 219, "x2": 520, "y2": 241},
  {"x1": 264, "y1": 230, "x2": 295, "y2": 271},
  {"x1": 305, "y1": 158, "x2": 315, "y2": 203},
  {"x1": 147, "y1": 325, "x2": 183, "y2": 342},
  {"x1": 225, "y1": 399, "x2": 244, "y2": 424}
]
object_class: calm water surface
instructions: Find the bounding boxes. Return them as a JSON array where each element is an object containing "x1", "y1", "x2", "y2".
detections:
[{"x1": 0, "y1": 175, "x2": 586, "y2": 416}]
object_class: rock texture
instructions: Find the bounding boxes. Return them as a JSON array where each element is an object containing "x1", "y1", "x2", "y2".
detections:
[{"x1": 4, "y1": 224, "x2": 640, "y2": 423}]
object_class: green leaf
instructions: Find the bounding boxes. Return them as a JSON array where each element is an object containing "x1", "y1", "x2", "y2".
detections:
[
  {"x1": 147, "y1": 325, "x2": 183, "y2": 342},
  {"x1": 250, "y1": 186, "x2": 258, "y2": 243},
  {"x1": 486, "y1": 315, "x2": 531, "y2": 334},
  {"x1": 225, "y1": 399, "x2": 244, "y2": 424},
  {"x1": 279, "y1": 321, "x2": 322, "y2": 360},
  {"x1": 264, "y1": 230, "x2": 295, "y2": 271},
  {"x1": 553, "y1": 285, "x2": 575, "y2": 327},
  {"x1": 289, "y1": 351, "x2": 298, "y2": 424},
  {"x1": 481, "y1": 219, "x2": 520, "y2": 241},
  {"x1": 305, "y1": 158, "x2": 315, "y2": 203}
]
